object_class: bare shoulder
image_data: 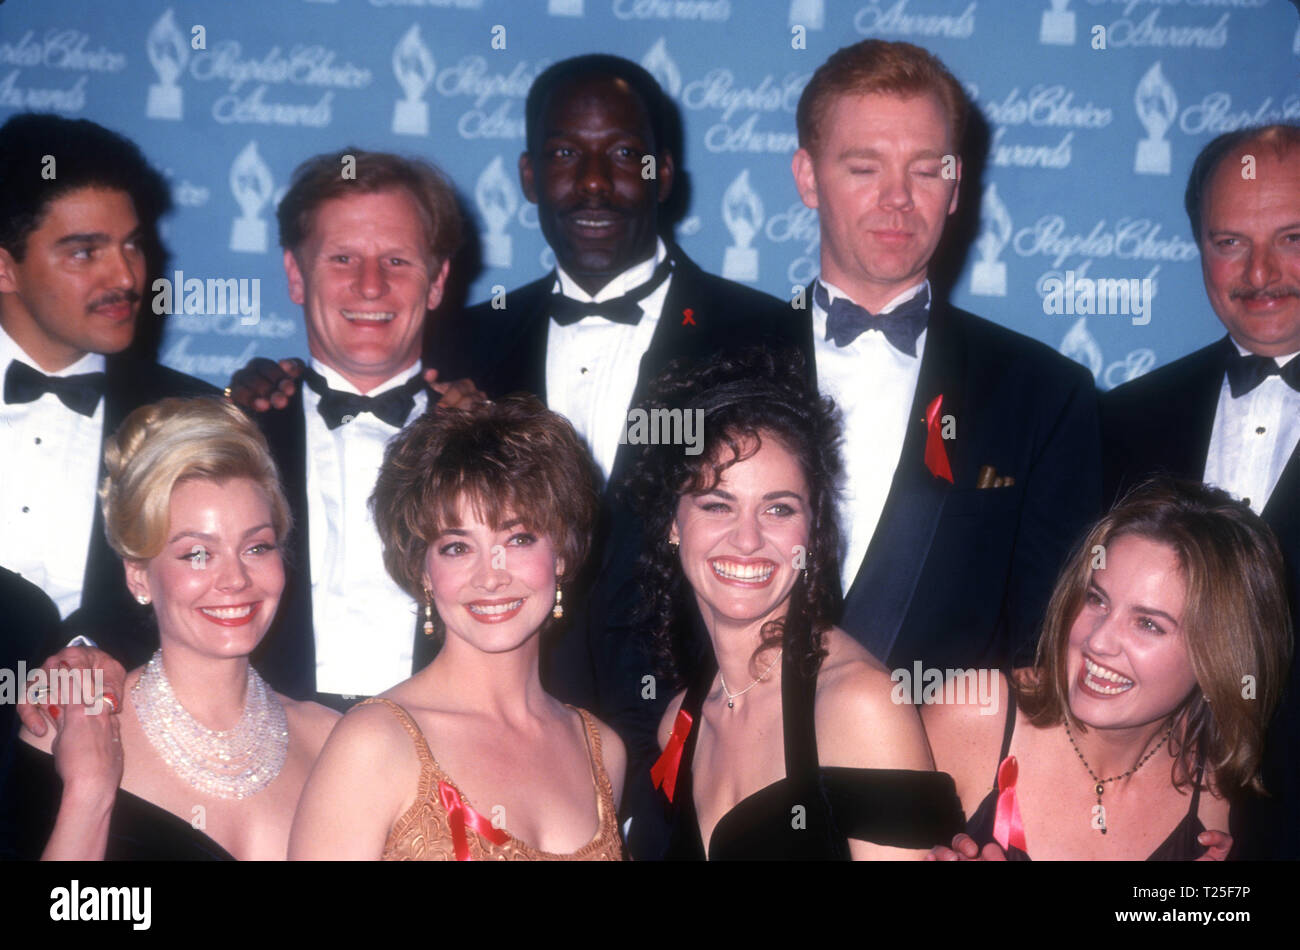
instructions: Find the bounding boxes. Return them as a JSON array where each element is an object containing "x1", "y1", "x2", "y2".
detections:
[
  {"x1": 814, "y1": 629, "x2": 932, "y2": 770},
  {"x1": 657, "y1": 690, "x2": 688, "y2": 750},
  {"x1": 279, "y1": 696, "x2": 342, "y2": 757},
  {"x1": 318, "y1": 698, "x2": 418, "y2": 765}
]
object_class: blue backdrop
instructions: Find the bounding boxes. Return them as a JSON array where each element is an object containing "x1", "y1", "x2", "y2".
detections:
[{"x1": 1, "y1": 0, "x2": 1295, "y2": 388}]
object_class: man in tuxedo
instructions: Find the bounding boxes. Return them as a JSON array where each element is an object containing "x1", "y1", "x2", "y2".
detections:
[
  {"x1": 0, "y1": 113, "x2": 213, "y2": 664},
  {"x1": 1102, "y1": 123, "x2": 1300, "y2": 859},
  {"x1": 244, "y1": 150, "x2": 468, "y2": 710},
  {"x1": 790, "y1": 40, "x2": 1102, "y2": 673},
  {"x1": 459, "y1": 54, "x2": 803, "y2": 846}
]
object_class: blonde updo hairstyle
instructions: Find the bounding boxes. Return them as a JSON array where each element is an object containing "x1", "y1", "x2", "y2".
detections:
[{"x1": 100, "y1": 397, "x2": 291, "y2": 561}]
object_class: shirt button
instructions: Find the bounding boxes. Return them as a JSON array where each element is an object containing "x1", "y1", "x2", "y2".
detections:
[
  {"x1": 1243, "y1": 497, "x2": 1252, "y2": 506},
  {"x1": 21, "y1": 506, "x2": 30, "y2": 513},
  {"x1": 580, "y1": 367, "x2": 589, "y2": 375},
  {"x1": 1256, "y1": 426, "x2": 1266, "y2": 435},
  {"x1": 33, "y1": 437, "x2": 41, "y2": 445}
]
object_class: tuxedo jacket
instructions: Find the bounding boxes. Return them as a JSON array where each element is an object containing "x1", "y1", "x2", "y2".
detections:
[
  {"x1": 0, "y1": 567, "x2": 61, "y2": 806},
  {"x1": 1101, "y1": 336, "x2": 1300, "y2": 859},
  {"x1": 798, "y1": 298, "x2": 1104, "y2": 673},
  {"x1": 53, "y1": 356, "x2": 215, "y2": 666},
  {"x1": 248, "y1": 387, "x2": 437, "y2": 703},
  {"x1": 452, "y1": 249, "x2": 806, "y2": 846}
]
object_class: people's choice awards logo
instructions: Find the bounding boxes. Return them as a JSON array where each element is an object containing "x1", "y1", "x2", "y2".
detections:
[
  {"x1": 392, "y1": 24, "x2": 435, "y2": 136},
  {"x1": 854, "y1": 0, "x2": 976, "y2": 39},
  {"x1": 640, "y1": 38, "x2": 682, "y2": 98},
  {"x1": 1058, "y1": 317, "x2": 1155, "y2": 389},
  {"x1": 229, "y1": 141, "x2": 274, "y2": 254},
  {"x1": 548, "y1": 0, "x2": 584, "y2": 15},
  {"x1": 476, "y1": 156, "x2": 518, "y2": 269},
  {"x1": 1040, "y1": 0, "x2": 1075, "y2": 45},
  {"x1": 1134, "y1": 61, "x2": 1177, "y2": 176},
  {"x1": 721, "y1": 169, "x2": 763, "y2": 282},
  {"x1": 790, "y1": 0, "x2": 825, "y2": 30},
  {"x1": 146, "y1": 7, "x2": 188, "y2": 119},
  {"x1": 971, "y1": 184, "x2": 1012, "y2": 297}
]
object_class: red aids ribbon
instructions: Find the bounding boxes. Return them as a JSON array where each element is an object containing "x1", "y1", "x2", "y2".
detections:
[
  {"x1": 924, "y1": 394, "x2": 954, "y2": 483},
  {"x1": 650, "y1": 709, "x2": 693, "y2": 803},
  {"x1": 681, "y1": 308, "x2": 696, "y2": 326},
  {"x1": 438, "y1": 781, "x2": 509, "y2": 860},
  {"x1": 992, "y1": 755, "x2": 1028, "y2": 854}
]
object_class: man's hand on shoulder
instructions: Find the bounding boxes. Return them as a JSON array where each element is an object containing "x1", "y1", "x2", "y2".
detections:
[
  {"x1": 425, "y1": 368, "x2": 490, "y2": 411},
  {"x1": 227, "y1": 357, "x2": 304, "y2": 412}
]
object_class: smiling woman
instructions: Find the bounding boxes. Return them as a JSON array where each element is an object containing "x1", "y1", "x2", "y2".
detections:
[
  {"x1": 289, "y1": 394, "x2": 626, "y2": 860},
  {"x1": 924, "y1": 477, "x2": 1293, "y2": 861},
  {"x1": 5, "y1": 397, "x2": 339, "y2": 860},
  {"x1": 625, "y1": 347, "x2": 965, "y2": 860}
]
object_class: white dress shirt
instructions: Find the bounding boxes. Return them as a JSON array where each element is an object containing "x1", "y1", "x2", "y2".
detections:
[
  {"x1": 0, "y1": 324, "x2": 104, "y2": 618},
  {"x1": 811, "y1": 278, "x2": 930, "y2": 594},
  {"x1": 546, "y1": 238, "x2": 672, "y2": 484},
  {"x1": 1203, "y1": 342, "x2": 1300, "y2": 516},
  {"x1": 304, "y1": 359, "x2": 425, "y2": 696}
]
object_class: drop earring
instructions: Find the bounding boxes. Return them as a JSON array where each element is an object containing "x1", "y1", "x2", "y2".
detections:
[
  {"x1": 552, "y1": 582, "x2": 564, "y2": 620},
  {"x1": 423, "y1": 587, "x2": 435, "y2": 637}
]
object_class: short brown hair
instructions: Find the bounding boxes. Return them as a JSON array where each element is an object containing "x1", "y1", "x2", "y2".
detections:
[
  {"x1": 796, "y1": 39, "x2": 968, "y2": 155},
  {"x1": 276, "y1": 149, "x2": 463, "y2": 264},
  {"x1": 1184, "y1": 123, "x2": 1300, "y2": 243},
  {"x1": 370, "y1": 394, "x2": 599, "y2": 608},
  {"x1": 101, "y1": 397, "x2": 291, "y2": 560},
  {"x1": 1017, "y1": 477, "x2": 1293, "y2": 797}
]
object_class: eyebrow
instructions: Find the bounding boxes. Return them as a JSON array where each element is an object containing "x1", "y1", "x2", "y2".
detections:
[
  {"x1": 699, "y1": 489, "x2": 804, "y2": 502},
  {"x1": 167, "y1": 524, "x2": 274, "y2": 544},
  {"x1": 438, "y1": 518, "x2": 527, "y2": 537},
  {"x1": 54, "y1": 227, "x2": 144, "y2": 248},
  {"x1": 835, "y1": 148, "x2": 947, "y2": 162},
  {"x1": 1207, "y1": 222, "x2": 1300, "y2": 236},
  {"x1": 1088, "y1": 581, "x2": 1180, "y2": 625}
]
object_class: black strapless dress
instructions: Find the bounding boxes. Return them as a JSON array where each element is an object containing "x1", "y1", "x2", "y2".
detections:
[
  {"x1": 963, "y1": 691, "x2": 1206, "y2": 861},
  {"x1": 1, "y1": 741, "x2": 235, "y2": 860},
  {"x1": 662, "y1": 648, "x2": 965, "y2": 860}
]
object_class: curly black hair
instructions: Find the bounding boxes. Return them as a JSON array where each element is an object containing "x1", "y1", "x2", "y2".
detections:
[{"x1": 621, "y1": 346, "x2": 845, "y2": 690}]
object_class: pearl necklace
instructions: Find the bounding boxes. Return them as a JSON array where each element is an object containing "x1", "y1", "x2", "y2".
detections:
[
  {"x1": 132, "y1": 650, "x2": 289, "y2": 800},
  {"x1": 720, "y1": 650, "x2": 782, "y2": 709}
]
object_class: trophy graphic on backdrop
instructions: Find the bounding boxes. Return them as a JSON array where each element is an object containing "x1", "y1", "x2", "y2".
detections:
[
  {"x1": 229, "y1": 142, "x2": 274, "y2": 254},
  {"x1": 1039, "y1": 0, "x2": 1076, "y2": 45},
  {"x1": 721, "y1": 169, "x2": 764, "y2": 283},
  {"x1": 1134, "y1": 62, "x2": 1177, "y2": 176},
  {"x1": 146, "y1": 8, "x2": 189, "y2": 120},
  {"x1": 790, "y1": 0, "x2": 825, "y2": 30},
  {"x1": 640, "y1": 38, "x2": 682, "y2": 98},
  {"x1": 970, "y1": 183, "x2": 1012, "y2": 297},
  {"x1": 1059, "y1": 316, "x2": 1103, "y2": 381},
  {"x1": 476, "y1": 156, "x2": 518, "y2": 269},
  {"x1": 548, "y1": 0, "x2": 584, "y2": 15},
  {"x1": 392, "y1": 24, "x2": 435, "y2": 137}
]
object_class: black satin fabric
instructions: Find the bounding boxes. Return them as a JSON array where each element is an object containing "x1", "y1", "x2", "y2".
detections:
[
  {"x1": 0, "y1": 741, "x2": 235, "y2": 861},
  {"x1": 963, "y1": 691, "x2": 1206, "y2": 861},
  {"x1": 662, "y1": 647, "x2": 965, "y2": 861}
]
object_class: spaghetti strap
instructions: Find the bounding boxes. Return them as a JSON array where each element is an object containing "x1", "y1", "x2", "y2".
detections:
[
  {"x1": 992, "y1": 686, "x2": 1018, "y2": 786},
  {"x1": 358, "y1": 697, "x2": 435, "y2": 767},
  {"x1": 570, "y1": 706, "x2": 613, "y2": 824}
]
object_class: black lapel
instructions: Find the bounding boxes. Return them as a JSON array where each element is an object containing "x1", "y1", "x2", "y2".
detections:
[
  {"x1": 840, "y1": 300, "x2": 965, "y2": 663},
  {"x1": 487, "y1": 278, "x2": 553, "y2": 400},
  {"x1": 1263, "y1": 434, "x2": 1300, "y2": 546},
  {"x1": 1182, "y1": 338, "x2": 1235, "y2": 479},
  {"x1": 250, "y1": 389, "x2": 316, "y2": 698},
  {"x1": 802, "y1": 282, "x2": 818, "y2": 391}
]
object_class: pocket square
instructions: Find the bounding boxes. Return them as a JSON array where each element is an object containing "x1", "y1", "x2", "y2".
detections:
[{"x1": 976, "y1": 465, "x2": 1015, "y2": 489}]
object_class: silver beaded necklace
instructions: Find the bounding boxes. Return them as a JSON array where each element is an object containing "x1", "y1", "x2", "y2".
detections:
[{"x1": 132, "y1": 650, "x2": 289, "y2": 800}]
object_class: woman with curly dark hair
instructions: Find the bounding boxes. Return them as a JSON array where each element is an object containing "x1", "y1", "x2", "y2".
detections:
[{"x1": 628, "y1": 347, "x2": 964, "y2": 860}]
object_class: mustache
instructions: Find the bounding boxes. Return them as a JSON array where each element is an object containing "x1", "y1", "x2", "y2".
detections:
[
  {"x1": 1229, "y1": 286, "x2": 1300, "y2": 302},
  {"x1": 88, "y1": 290, "x2": 141, "y2": 310}
]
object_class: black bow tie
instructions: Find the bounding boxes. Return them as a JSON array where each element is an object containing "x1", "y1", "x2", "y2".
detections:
[
  {"x1": 549, "y1": 258, "x2": 673, "y2": 327},
  {"x1": 1225, "y1": 351, "x2": 1300, "y2": 399},
  {"x1": 4, "y1": 359, "x2": 105, "y2": 417},
  {"x1": 302, "y1": 366, "x2": 426, "y2": 430},
  {"x1": 817, "y1": 282, "x2": 930, "y2": 356}
]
